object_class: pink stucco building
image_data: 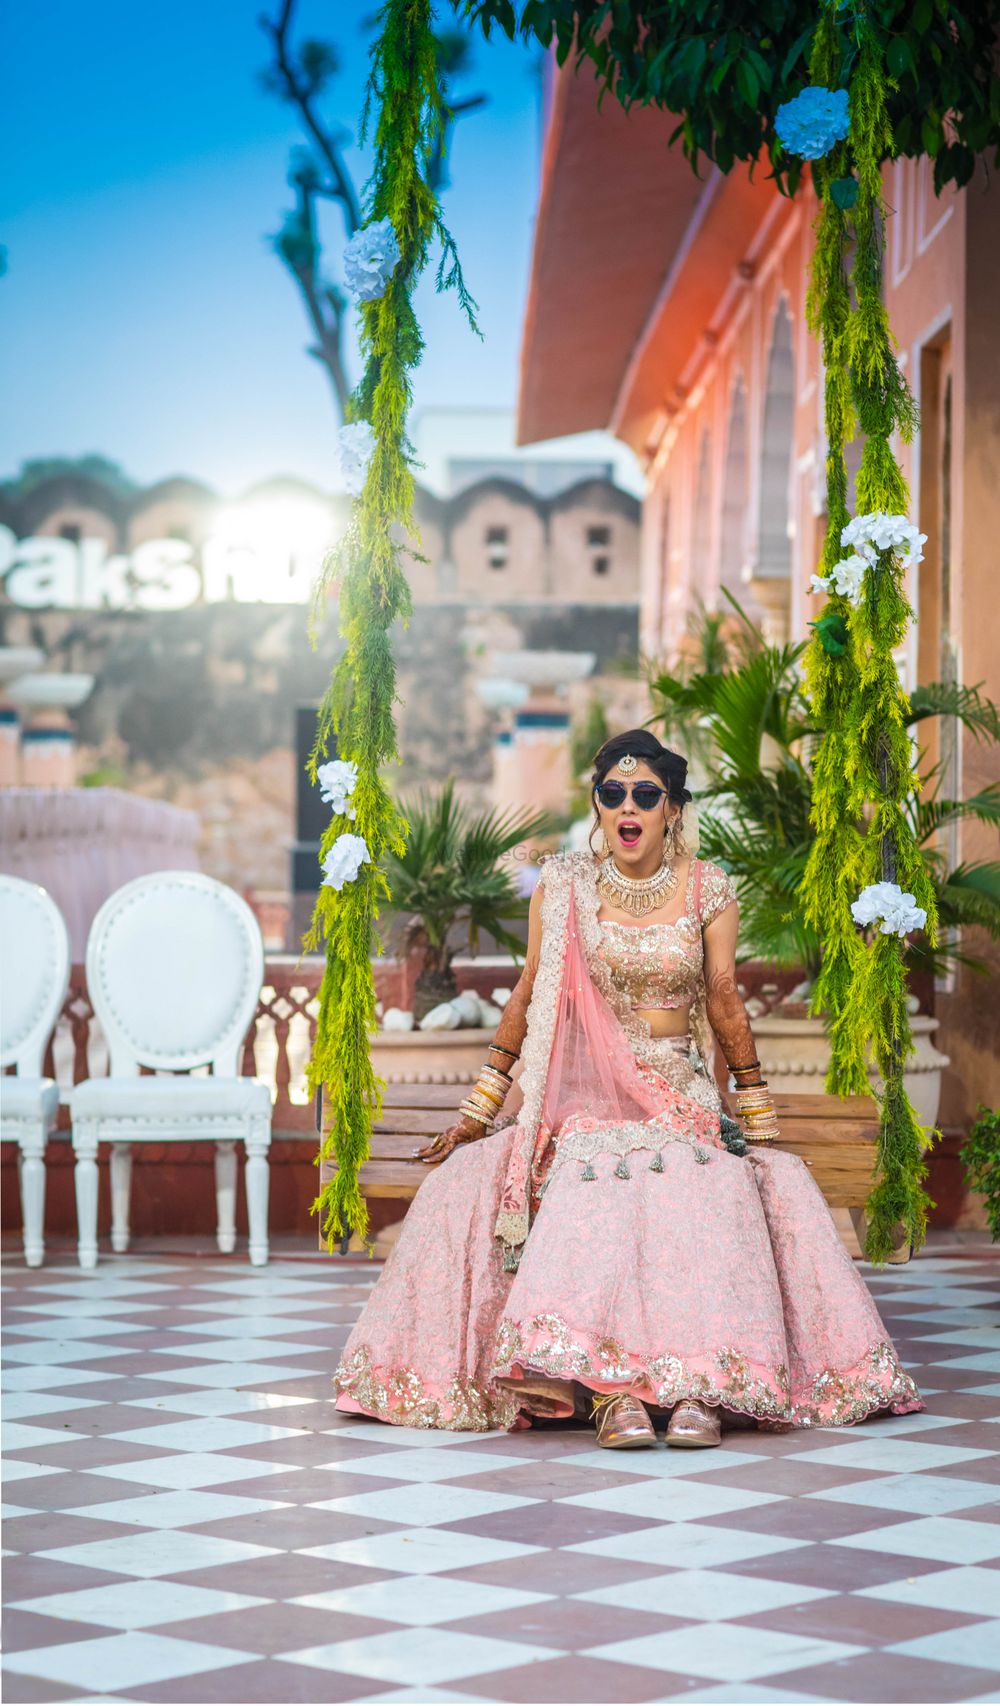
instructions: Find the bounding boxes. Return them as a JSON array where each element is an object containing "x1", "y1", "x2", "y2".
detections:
[{"x1": 517, "y1": 58, "x2": 1000, "y2": 1134}]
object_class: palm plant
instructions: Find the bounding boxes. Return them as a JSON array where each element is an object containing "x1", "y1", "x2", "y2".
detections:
[
  {"x1": 648, "y1": 604, "x2": 1000, "y2": 986},
  {"x1": 384, "y1": 781, "x2": 552, "y2": 1020}
]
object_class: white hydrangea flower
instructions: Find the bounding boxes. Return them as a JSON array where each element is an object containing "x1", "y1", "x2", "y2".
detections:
[
  {"x1": 337, "y1": 422, "x2": 376, "y2": 496},
  {"x1": 829, "y1": 554, "x2": 869, "y2": 604},
  {"x1": 810, "y1": 555, "x2": 868, "y2": 607},
  {"x1": 343, "y1": 217, "x2": 401, "y2": 303},
  {"x1": 840, "y1": 512, "x2": 927, "y2": 570},
  {"x1": 322, "y1": 832, "x2": 370, "y2": 892},
  {"x1": 317, "y1": 759, "x2": 358, "y2": 819},
  {"x1": 851, "y1": 881, "x2": 927, "y2": 937}
]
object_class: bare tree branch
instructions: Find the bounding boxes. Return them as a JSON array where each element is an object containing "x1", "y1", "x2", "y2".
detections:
[{"x1": 260, "y1": 0, "x2": 487, "y2": 423}]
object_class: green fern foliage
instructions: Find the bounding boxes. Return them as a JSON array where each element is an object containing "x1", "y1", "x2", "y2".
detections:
[
  {"x1": 306, "y1": 0, "x2": 480, "y2": 1250},
  {"x1": 800, "y1": 5, "x2": 938, "y2": 1261}
]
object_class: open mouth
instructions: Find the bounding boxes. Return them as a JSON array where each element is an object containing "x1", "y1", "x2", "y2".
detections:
[{"x1": 618, "y1": 822, "x2": 642, "y2": 846}]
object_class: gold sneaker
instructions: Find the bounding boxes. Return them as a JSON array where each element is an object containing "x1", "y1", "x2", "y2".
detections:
[
  {"x1": 666, "y1": 1398, "x2": 722, "y2": 1448},
  {"x1": 592, "y1": 1391, "x2": 656, "y2": 1449}
]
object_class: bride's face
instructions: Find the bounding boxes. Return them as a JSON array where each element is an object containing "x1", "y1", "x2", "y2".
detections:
[{"x1": 595, "y1": 758, "x2": 678, "y2": 867}]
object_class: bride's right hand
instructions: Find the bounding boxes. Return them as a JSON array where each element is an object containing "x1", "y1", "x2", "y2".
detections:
[{"x1": 415, "y1": 1116, "x2": 484, "y2": 1163}]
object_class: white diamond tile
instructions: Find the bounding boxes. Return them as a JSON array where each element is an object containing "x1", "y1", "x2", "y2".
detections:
[
  {"x1": 280, "y1": 1627, "x2": 554, "y2": 1687},
  {"x1": 2, "y1": 1340, "x2": 129, "y2": 1366},
  {"x1": 920, "y1": 1353, "x2": 1000, "y2": 1372},
  {"x1": 311, "y1": 1482, "x2": 537, "y2": 1527},
  {"x1": 2, "y1": 1391, "x2": 102, "y2": 1420},
  {"x1": 2, "y1": 1631, "x2": 254, "y2": 1691},
  {"x1": 327, "y1": 1420, "x2": 501, "y2": 1448},
  {"x1": 888, "y1": 1619, "x2": 1000, "y2": 1669},
  {"x1": 5, "y1": 1317, "x2": 144, "y2": 1339},
  {"x1": 3, "y1": 1421, "x2": 85, "y2": 1450},
  {"x1": 329, "y1": 1448, "x2": 531, "y2": 1482},
  {"x1": 149, "y1": 1337, "x2": 320, "y2": 1362},
  {"x1": 353, "y1": 1691, "x2": 487, "y2": 1705},
  {"x1": 293, "y1": 1576, "x2": 552, "y2": 1626},
  {"x1": 10, "y1": 1579, "x2": 267, "y2": 1630},
  {"x1": 859, "y1": 1565, "x2": 1000, "y2": 1616},
  {"x1": 135, "y1": 1361, "x2": 317, "y2": 1387},
  {"x1": 797, "y1": 1439, "x2": 993, "y2": 1473},
  {"x1": 0, "y1": 1458, "x2": 59, "y2": 1483},
  {"x1": 807, "y1": 1473, "x2": 999, "y2": 1514},
  {"x1": 38, "y1": 1529, "x2": 280, "y2": 1578},
  {"x1": 0, "y1": 1364, "x2": 109, "y2": 1391},
  {"x1": 65, "y1": 1489, "x2": 291, "y2": 1528},
  {"x1": 909, "y1": 1328, "x2": 1000, "y2": 1348},
  {"x1": 106, "y1": 1416, "x2": 306, "y2": 1451},
  {"x1": 673, "y1": 1687, "x2": 840, "y2": 1704},
  {"x1": 568, "y1": 1524, "x2": 808, "y2": 1570},
  {"x1": 79, "y1": 1453, "x2": 296, "y2": 1490},
  {"x1": 584, "y1": 1624, "x2": 863, "y2": 1683},
  {"x1": 166, "y1": 1316, "x2": 328, "y2": 1340},
  {"x1": 124, "y1": 1389, "x2": 315, "y2": 1417},
  {"x1": 563, "y1": 1479, "x2": 779, "y2": 1522},
  {"x1": 301, "y1": 1529, "x2": 542, "y2": 1575},
  {"x1": 576, "y1": 1569, "x2": 834, "y2": 1621},
  {"x1": 559, "y1": 1447, "x2": 760, "y2": 1479},
  {"x1": 835, "y1": 1516, "x2": 1000, "y2": 1565}
]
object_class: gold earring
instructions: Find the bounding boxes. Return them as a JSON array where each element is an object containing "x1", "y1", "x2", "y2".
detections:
[{"x1": 663, "y1": 818, "x2": 676, "y2": 856}]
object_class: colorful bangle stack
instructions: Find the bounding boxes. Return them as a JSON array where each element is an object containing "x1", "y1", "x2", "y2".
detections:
[
  {"x1": 459, "y1": 1049, "x2": 517, "y2": 1131},
  {"x1": 734, "y1": 1081, "x2": 780, "y2": 1143}
]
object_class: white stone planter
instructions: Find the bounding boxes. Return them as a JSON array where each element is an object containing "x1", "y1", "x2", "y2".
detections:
[
  {"x1": 752, "y1": 1012, "x2": 950, "y2": 1128},
  {"x1": 369, "y1": 1027, "x2": 496, "y2": 1085}
]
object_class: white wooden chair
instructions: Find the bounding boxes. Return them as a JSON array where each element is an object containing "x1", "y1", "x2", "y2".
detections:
[
  {"x1": 0, "y1": 876, "x2": 71, "y2": 1267},
  {"x1": 69, "y1": 871, "x2": 271, "y2": 1268}
]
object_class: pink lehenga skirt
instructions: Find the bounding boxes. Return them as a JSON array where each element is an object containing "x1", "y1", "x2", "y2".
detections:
[{"x1": 334, "y1": 1035, "x2": 923, "y2": 1434}]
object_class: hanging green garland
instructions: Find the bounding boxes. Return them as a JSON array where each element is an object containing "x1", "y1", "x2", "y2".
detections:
[
  {"x1": 799, "y1": 5, "x2": 938, "y2": 1260},
  {"x1": 305, "y1": 0, "x2": 478, "y2": 1249}
]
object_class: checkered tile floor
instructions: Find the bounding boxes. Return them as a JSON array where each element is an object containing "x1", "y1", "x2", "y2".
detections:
[{"x1": 2, "y1": 1245, "x2": 999, "y2": 1705}]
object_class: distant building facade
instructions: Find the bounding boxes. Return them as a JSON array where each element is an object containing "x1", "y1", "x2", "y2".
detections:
[{"x1": 0, "y1": 469, "x2": 642, "y2": 901}]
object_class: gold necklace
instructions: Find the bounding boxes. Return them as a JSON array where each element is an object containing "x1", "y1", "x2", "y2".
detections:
[{"x1": 596, "y1": 853, "x2": 678, "y2": 918}]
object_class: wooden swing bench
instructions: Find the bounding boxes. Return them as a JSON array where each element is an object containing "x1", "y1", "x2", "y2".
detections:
[{"x1": 319, "y1": 1085, "x2": 909, "y2": 1262}]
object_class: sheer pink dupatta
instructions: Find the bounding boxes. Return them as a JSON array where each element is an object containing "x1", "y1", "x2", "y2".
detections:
[{"x1": 495, "y1": 877, "x2": 719, "y2": 1264}]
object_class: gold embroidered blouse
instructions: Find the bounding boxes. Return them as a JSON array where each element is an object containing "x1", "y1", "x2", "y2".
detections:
[{"x1": 595, "y1": 858, "x2": 737, "y2": 1011}]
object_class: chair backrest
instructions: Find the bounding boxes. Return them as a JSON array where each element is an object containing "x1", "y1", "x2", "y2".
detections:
[
  {"x1": 0, "y1": 876, "x2": 71, "y2": 1076},
  {"x1": 85, "y1": 871, "x2": 264, "y2": 1077}
]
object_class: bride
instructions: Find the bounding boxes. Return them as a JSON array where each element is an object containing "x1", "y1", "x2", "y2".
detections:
[{"x1": 335, "y1": 730, "x2": 921, "y2": 1448}]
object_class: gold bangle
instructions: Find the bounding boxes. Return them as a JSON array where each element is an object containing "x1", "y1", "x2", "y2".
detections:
[
  {"x1": 467, "y1": 1089, "x2": 502, "y2": 1114},
  {"x1": 473, "y1": 1078, "x2": 505, "y2": 1100},
  {"x1": 480, "y1": 1064, "x2": 511, "y2": 1084},
  {"x1": 459, "y1": 1103, "x2": 493, "y2": 1127},
  {"x1": 479, "y1": 1069, "x2": 511, "y2": 1094}
]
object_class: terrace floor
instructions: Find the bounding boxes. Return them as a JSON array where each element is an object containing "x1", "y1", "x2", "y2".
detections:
[{"x1": 2, "y1": 1235, "x2": 999, "y2": 1706}]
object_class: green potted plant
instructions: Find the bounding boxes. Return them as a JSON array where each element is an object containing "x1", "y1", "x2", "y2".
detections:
[
  {"x1": 960, "y1": 1107, "x2": 1000, "y2": 1243},
  {"x1": 649, "y1": 602, "x2": 1000, "y2": 1123},
  {"x1": 383, "y1": 780, "x2": 551, "y2": 1022}
]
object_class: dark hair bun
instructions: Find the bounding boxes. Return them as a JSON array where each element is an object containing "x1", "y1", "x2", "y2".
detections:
[{"x1": 591, "y1": 730, "x2": 692, "y2": 805}]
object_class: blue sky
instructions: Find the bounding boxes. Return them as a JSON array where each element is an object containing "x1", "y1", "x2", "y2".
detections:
[{"x1": 0, "y1": 1, "x2": 547, "y2": 492}]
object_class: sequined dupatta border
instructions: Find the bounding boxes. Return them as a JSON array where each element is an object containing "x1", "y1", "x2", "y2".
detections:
[{"x1": 493, "y1": 851, "x2": 722, "y2": 1257}]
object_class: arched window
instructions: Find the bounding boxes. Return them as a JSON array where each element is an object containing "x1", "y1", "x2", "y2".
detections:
[
  {"x1": 691, "y1": 430, "x2": 712, "y2": 587},
  {"x1": 757, "y1": 299, "x2": 795, "y2": 581},
  {"x1": 719, "y1": 377, "x2": 747, "y2": 599}
]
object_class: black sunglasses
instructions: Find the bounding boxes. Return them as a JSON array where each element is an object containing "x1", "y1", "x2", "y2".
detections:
[{"x1": 594, "y1": 780, "x2": 670, "y2": 812}]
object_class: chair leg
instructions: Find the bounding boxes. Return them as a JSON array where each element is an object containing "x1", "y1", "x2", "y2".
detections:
[
  {"x1": 110, "y1": 1144, "x2": 133, "y2": 1254},
  {"x1": 73, "y1": 1122, "x2": 100, "y2": 1270},
  {"x1": 244, "y1": 1119, "x2": 271, "y2": 1266},
  {"x1": 18, "y1": 1127, "x2": 46, "y2": 1268},
  {"x1": 214, "y1": 1141, "x2": 238, "y2": 1254}
]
